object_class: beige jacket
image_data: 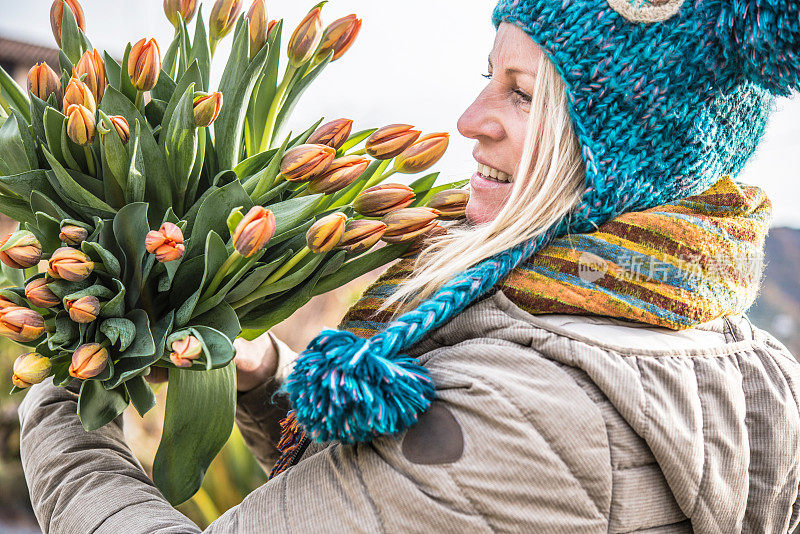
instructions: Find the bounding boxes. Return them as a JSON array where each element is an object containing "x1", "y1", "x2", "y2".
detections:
[{"x1": 18, "y1": 289, "x2": 800, "y2": 533}]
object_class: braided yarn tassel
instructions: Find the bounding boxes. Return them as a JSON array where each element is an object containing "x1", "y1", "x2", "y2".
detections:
[{"x1": 283, "y1": 229, "x2": 557, "y2": 444}]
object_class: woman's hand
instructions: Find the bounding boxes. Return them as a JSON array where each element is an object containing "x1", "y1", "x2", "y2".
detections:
[{"x1": 233, "y1": 332, "x2": 279, "y2": 393}]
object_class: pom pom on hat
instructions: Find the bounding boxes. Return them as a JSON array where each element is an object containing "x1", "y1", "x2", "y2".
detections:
[{"x1": 711, "y1": 0, "x2": 800, "y2": 96}]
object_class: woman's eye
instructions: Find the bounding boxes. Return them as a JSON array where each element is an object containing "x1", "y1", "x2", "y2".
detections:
[
  {"x1": 514, "y1": 89, "x2": 532, "y2": 104},
  {"x1": 481, "y1": 72, "x2": 492, "y2": 80}
]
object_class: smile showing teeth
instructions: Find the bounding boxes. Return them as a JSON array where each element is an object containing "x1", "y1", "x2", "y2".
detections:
[{"x1": 477, "y1": 163, "x2": 513, "y2": 183}]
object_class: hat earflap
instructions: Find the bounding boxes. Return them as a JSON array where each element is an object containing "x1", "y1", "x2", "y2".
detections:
[{"x1": 712, "y1": 0, "x2": 800, "y2": 96}]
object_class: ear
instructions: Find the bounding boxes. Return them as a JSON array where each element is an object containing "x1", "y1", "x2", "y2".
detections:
[{"x1": 714, "y1": 0, "x2": 800, "y2": 95}]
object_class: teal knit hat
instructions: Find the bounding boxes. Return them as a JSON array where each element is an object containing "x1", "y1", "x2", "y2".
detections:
[{"x1": 283, "y1": 0, "x2": 800, "y2": 444}]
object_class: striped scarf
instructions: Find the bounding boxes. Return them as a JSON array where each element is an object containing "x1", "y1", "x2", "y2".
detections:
[{"x1": 269, "y1": 176, "x2": 771, "y2": 478}]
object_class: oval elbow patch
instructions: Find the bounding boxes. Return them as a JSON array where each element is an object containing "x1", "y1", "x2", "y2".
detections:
[{"x1": 401, "y1": 403, "x2": 464, "y2": 465}]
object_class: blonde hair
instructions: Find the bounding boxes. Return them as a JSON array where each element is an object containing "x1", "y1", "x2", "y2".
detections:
[{"x1": 377, "y1": 53, "x2": 586, "y2": 318}]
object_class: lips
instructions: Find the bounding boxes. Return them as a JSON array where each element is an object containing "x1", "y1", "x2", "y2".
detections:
[{"x1": 470, "y1": 171, "x2": 512, "y2": 191}]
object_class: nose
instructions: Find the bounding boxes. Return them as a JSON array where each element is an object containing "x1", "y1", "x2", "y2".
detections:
[{"x1": 457, "y1": 85, "x2": 505, "y2": 142}]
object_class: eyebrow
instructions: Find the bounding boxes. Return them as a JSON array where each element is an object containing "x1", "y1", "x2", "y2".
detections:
[{"x1": 487, "y1": 55, "x2": 530, "y2": 76}]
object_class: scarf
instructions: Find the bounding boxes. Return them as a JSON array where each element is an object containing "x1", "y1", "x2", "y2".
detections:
[{"x1": 269, "y1": 176, "x2": 771, "y2": 479}]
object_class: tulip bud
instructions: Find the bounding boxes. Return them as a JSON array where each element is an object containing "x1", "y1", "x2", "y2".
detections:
[
  {"x1": 365, "y1": 124, "x2": 421, "y2": 160},
  {"x1": 308, "y1": 155, "x2": 370, "y2": 195},
  {"x1": 170, "y1": 335, "x2": 203, "y2": 367},
  {"x1": 280, "y1": 143, "x2": 336, "y2": 183},
  {"x1": 65, "y1": 104, "x2": 96, "y2": 146},
  {"x1": 105, "y1": 115, "x2": 130, "y2": 145},
  {"x1": 0, "y1": 296, "x2": 18, "y2": 310},
  {"x1": 307, "y1": 118, "x2": 353, "y2": 151},
  {"x1": 0, "y1": 307, "x2": 46, "y2": 343},
  {"x1": 426, "y1": 189, "x2": 470, "y2": 219},
  {"x1": 145, "y1": 222, "x2": 185, "y2": 263},
  {"x1": 27, "y1": 63, "x2": 62, "y2": 103},
  {"x1": 381, "y1": 207, "x2": 441, "y2": 244},
  {"x1": 209, "y1": 0, "x2": 243, "y2": 42},
  {"x1": 74, "y1": 49, "x2": 106, "y2": 103},
  {"x1": 69, "y1": 343, "x2": 109, "y2": 379},
  {"x1": 394, "y1": 133, "x2": 449, "y2": 174},
  {"x1": 25, "y1": 279, "x2": 61, "y2": 309},
  {"x1": 59, "y1": 224, "x2": 89, "y2": 245},
  {"x1": 128, "y1": 38, "x2": 161, "y2": 92},
  {"x1": 12, "y1": 352, "x2": 51, "y2": 389},
  {"x1": 267, "y1": 19, "x2": 278, "y2": 39},
  {"x1": 193, "y1": 92, "x2": 223, "y2": 127},
  {"x1": 163, "y1": 0, "x2": 198, "y2": 27},
  {"x1": 47, "y1": 247, "x2": 94, "y2": 282},
  {"x1": 0, "y1": 231, "x2": 42, "y2": 269},
  {"x1": 336, "y1": 220, "x2": 387, "y2": 254},
  {"x1": 66, "y1": 295, "x2": 100, "y2": 323},
  {"x1": 246, "y1": 0, "x2": 268, "y2": 60},
  {"x1": 315, "y1": 14, "x2": 362, "y2": 63},
  {"x1": 232, "y1": 206, "x2": 276, "y2": 257},
  {"x1": 287, "y1": 7, "x2": 323, "y2": 68},
  {"x1": 353, "y1": 183, "x2": 415, "y2": 217},
  {"x1": 306, "y1": 212, "x2": 348, "y2": 253},
  {"x1": 401, "y1": 223, "x2": 448, "y2": 258},
  {"x1": 50, "y1": 0, "x2": 86, "y2": 47},
  {"x1": 63, "y1": 76, "x2": 96, "y2": 113}
]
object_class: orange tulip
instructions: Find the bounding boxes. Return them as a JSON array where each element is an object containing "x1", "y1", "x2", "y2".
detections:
[
  {"x1": 287, "y1": 7, "x2": 323, "y2": 67},
  {"x1": 47, "y1": 247, "x2": 94, "y2": 281},
  {"x1": 426, "y1": 189, "x2": 470, "y2": 219},
  {"x1": 128, "y1": 38, "x2": 161, "y2": 92},
  {"x1": 306, "y1": 212, "x2": 348, "y2": 253},
  {"x1": 0, "y1": 232, "x2": 42, "y2": 269},
  {"x1": 353, "y1": 183, "x2": 415, "y2": 217},
  {"x1": 74, "y1": 49, "x2": 106, "y2": 103},
  {"x1": 63, "y1": 76, "x2": 96, "y2": 113},
  {"x1": 65, "y1": 104, "x2": 96, "y2": 146},
  {"x1": 0, "y1": 307, "x2": 45, "y2": 343},
  {"x1": 232, "y1": 206, "x2": 276, "y2": 257},
  {"x1": 0, "y1": 296, "x2": 18, "y2": 310},
  {"x1": 69, "y1": 343, "x2": 109, "y2": 379},
  {"x1": 170, "y1": 335, "x2": 203, "y2": 367},
  {"x1": 401, "y1": 223, "x2": 448, "y2": 258},
  {"x1": 380, "y1": 207, "x2": 441, "y2": 244},
  {"x1": 66, "y1": 295, "x2": 100, "y2": 323},
  {"x1": 280, "y1": 144, "x2": 336, "y2": 183},
  {"x1": 145, "y1": 222, "x2": 185, "y2": 262},
  {"x1": 246, "y1": 0, "x2": 268, "y2": 60},
  {"x1": 394, "y1": 133, "x2": 449, "y2": 174},
  {"x1": 27, "y1": 63, "x2": 62, "y2": 103},
  {"x1": 59, "y1": 224, "x2": 89, "y2": 245},
  {"x1": 307, "y1": 118, "x2": 353, "y2": 150},
  {"x1": 106, "y1": 115, "x2": 130, "y2": 145},
  {"x1": 163, "y1": 0, "x2": 198, "y2": 27},
  {"x1": 336, "y1": 220, "x2": 387, "y2": 254},
  {"x1": 308, "y1": 155, "x2": 370, "y2": 195},
  {"x1": 315, "y1": 14, "x2": 362, "y2": 62},
  {"x1": 193, "y1": 92, "x2": 223, "y2": 127},
  {"x1": 25, "y1": 279, "x2": 61, "y2": 309},
  {"x1": 365, "y1": 124, "x2": 421, "y2": 160},
  {"x1": 209, "y1": 0, "x2": 243, "y2": 42},
  {"x1": 12, "y1": 352, "x2": 51, "y2": 389},
  {"x1": 50, "y1": 0, "x2": 86, "y2": 47}
]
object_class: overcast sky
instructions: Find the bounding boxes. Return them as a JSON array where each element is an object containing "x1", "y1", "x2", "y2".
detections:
[{"x1": 2, "y1": 0, "x2": 798, "y2": 227}]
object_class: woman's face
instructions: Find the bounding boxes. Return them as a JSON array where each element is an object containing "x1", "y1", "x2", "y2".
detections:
[{"x1": 458, "y1": 22, "x2": 543, "y2": 224}]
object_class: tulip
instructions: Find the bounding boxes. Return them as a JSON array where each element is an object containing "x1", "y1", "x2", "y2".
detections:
[
  {"x1": 145, "y1": 222, "x2": 185, "y2": 263},
  {"x1": 0, "y1": 307, "x2": 46, "y2": 343},
  {"x1": 280, "y1": 143, "x2": 336, "y2": 182},
  {"x1": 50, "y1": 0, "x2": 86, "y2": 47},
  {"x1": 25, "y1": 279, "x2": 61, "y2": 309},
  {"x1": 287, "y1": 7, "x2": 323, "y2": 68},
  {"x1": 336, "y1": 220, "x2": 387, "y2": 254},
  {"x1": 163, "y1": 0, "x2": 198, "y2": 27},
  {"x1": 394, "y1": 133, "x2": 450, "y2": 174},
  {"x1": 47, "y1": 247, "x2": 94, "y2": 282},
  {"x1": 0, "y1": 232, "x2": 42, "y2": 269},
  {"x1": 267, "y1": 19, "x2": 278, "y2": 39},
  {"x1": 232, "y1": 206, "x2": 276, "y2": 257},
  {"x1": 308, "y1": 155, "x2": 370, "y2": 195},
  {"x1": 426, "y1": 189, "x2": 470, "y2": 219},
  {"x1": 66, "y1": 295, "x2": 100, "y2": 323},
  {"x1": 128, "y1": 38, "x2": 161, "y2": 92},
  {"x1": 0, "y1": 296, "x2": 18, "y2": 310},
  {"x1": 65, "y1": 104, "x2": 96, "y2": 146},
  {"x1": 353, "y1": 183, "x2": 415, "y2": 217},
  {"x1": 106, "y1": 115, "x2": 130, "y2": 145},
  {"x1": 365, "y1": 124, "x2": 421, "y2": 160},
  {"x1": 401, "y1": 223, "x2": 448, "y2": 258},
  {"x1": 307, "y1": 118, "x2": 353, "y2": 150},
  {"x1": 69, "y1": 343, "x2": 109, "y2": 379},
  {"x1": 315, "y1": 14, "x2": 362, "y2": 63},
  {"x1": 59, "y1": 224, "x2": 89, "y2": 245},
  {"x1": 12, "y1": 353, "x2": 51, "y2": 389},
  {"x1": 381, "y1": 207, "x2": 441, "y2": 244},
  {"x1": 27, "y1": 63, "x2": 62, "y2": 104},
  {"x1": 74, "y1": 49, "x2": 106, "y2": 103},
  {"x1": 209, "y1": 0, "x2": 243, "y2": 42},
  {"x1": 170, "y1": 335, "x2": 203, "y2": 368},
  {"x1": 193, "y1": 92, "x2": 223, "y2": 127},
  {"x1": 246, "y1": 0, "x2": 268, "y2": 60},
  {"x1": 306, "y1": 212, "x2": 348, "y2": 253},
  {"x1": 63, "y1": 76, "x2": 96, "y2": 113}
]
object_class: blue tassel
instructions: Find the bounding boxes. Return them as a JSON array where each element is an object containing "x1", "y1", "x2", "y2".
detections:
[{"x1": 283, "y1": 229, "x2": 559, "y2": 444}]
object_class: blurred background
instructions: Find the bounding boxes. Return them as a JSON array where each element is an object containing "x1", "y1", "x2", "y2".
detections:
[{"x1": 1, "y1": 0, "x2": 798, "y2": 531}]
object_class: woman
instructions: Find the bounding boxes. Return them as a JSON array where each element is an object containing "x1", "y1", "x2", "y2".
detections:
[{"x1": 19, "y1": 1, "x2": 800, "y2": 532}]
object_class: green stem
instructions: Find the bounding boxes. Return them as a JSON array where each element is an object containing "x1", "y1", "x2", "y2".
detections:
[
  {"x1": 230, "y1": 246, "x2": 312, "y2": 310},
  {"x1": 377, "y1": 167, "x2": 398, "y2": 182},
  {"x1": 201, "y1": 251, "x2": 243, "y2": 300},
  {"x1": 259, "y1": 64, "x2": 298, "y2": 152},
  {"x1": 0, "y1": 94, "x2": 10, "y2": 115},
  {"x1": 83, "y1": 146, "x2": 96, "y2": 177},
  {"x1": 346, "y1": 148, "x2": 367, "y2": 156},
  {"x1": 134, "y1": 90, "x2": 143, "y2": 110}
]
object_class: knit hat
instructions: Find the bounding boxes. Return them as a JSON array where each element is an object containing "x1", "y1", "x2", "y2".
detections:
[{"x1": 283, "y1": 0, "x2": 800, "y2": 444}]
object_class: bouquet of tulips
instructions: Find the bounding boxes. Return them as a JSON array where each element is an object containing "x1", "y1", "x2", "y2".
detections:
[{"x1": 0, "y1": 0, "x2": 469, "y2": 504}]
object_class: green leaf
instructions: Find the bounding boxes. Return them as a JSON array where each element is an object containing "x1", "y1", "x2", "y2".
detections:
[
  {"x1": 164, "y1": 84, "x2": 198, "y2": 210},
  {"x1": 0, "y1": 195, "x2": 36, "y2": 225},
  {"x1": 247, "y1": 132, "x2": 291, "y2": 199},
  {"x1": 78, "y1": 379, "x2": 129, "y2": 431},
  {"x1": 415, "y1": 178, "x2": 470, "y2": 207},
  {"x1": 175, "y1": 231, "x2": 227, "y2": 326},
  {"x1": 0, "y1": 111, "x2": 36, "y2": 175},
  {"x1": 28, "y1": 93, "x2": 48, "y2": 145},
  {"x1": 226, "y1": 207, "x2": 244, "y2": 237},
  {"x1": 190, "y1": 6, "x2": 212, "y2": 91},
  {"x1": 272, "y1": 51, "x2": 333, "y2": 145},
  {"x1": 0, "y1": 261, "x2": 25, "y2": 288},
  {"x1": 0, "y1": 169, "x2": 57, "y2": 201},
  {"x1": 159, "y1": 62, "x2": 202, "y2": 149},
  {"x1": 42, "y1": 148, "x2": 116, "y2": 215},
  {"x1": 409, "y1": 172, "x2": 439, "y2": 195},
  {"x1": 43, "y1": 107, "x2": 67, "y2": 166},
  {"x1": 268, "y1": 193, "x2": 326, "y2": 238},
  {"x1": 112, "y1": 203, "x2": 150, "y2": 307},
  {"x1": 233, "y1": 146, "x2": 279, "y2": 178},
  {"x1": 126, "y1": 121, "x2": 146, "y2": 203},
  {"x1": 98, "y1": 111, "x2": 129, "y2": 193},
  {"x1": 0, "y1": 66, "x2": 30, "y2": 123},
  {"x1": 338, "y1": 128, "x2": 378, "y2": 154},
  {"x1": 27, "y1": 212, "x2": 62, "y2": 255},
  {"x1": 98, "y1": 278, "x2": 126, "y2": 318},
  {"x1": 184, "y1": 180, "x2": 253, "y2": 260},
  {"x1": 187, "y1": 301, "x2": 241, "y2": 341},
  {"x1": 223, "y1": 249, "x2": 291, "y2": 303},
  {"x1": 153, "y1": 362, "x2": 235, "y2": 505},
  {"x1": 100, "y1": 317, "x2": 136, "y2": 351},
  {"x1": 59, "y1": 0, "x2": 84, "y2": 63},
  {"x1": 30, "y1": 190, "x2": 73, "y2": 221},
  {"x1": 103, "y1": 311, "x2": 171, "y2": 390},
  {"x1": 118, "y1": 43, "x2": 138, "y2": 103},
  {"x1": 250, "y1": 20, "x2": 282, "y2": 149},
  {"x1": 81, "y1": 240, "x2": 122, "y2": 279},
  {"x1": 104, "y1": 53, "x2": 122, "y2": 92},
  {"x1": 119, "y1": 309, "x2": 156, "y2": 358},
  {"x1": 125, "y1": 375, "x2": 156, "y2": 417},
  {"x1": 313, "y1": 242, "x2": 410, "y2": 296}
]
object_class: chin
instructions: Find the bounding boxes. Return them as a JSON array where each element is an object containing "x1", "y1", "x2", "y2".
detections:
[{"x1": 465, "y1": 201, "x2": 497, "y2": 225}]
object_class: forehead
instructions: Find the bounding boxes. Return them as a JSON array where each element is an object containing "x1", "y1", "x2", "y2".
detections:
[{"x1": 489, "y1": 22, "x2": 541, "y2": 73}]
